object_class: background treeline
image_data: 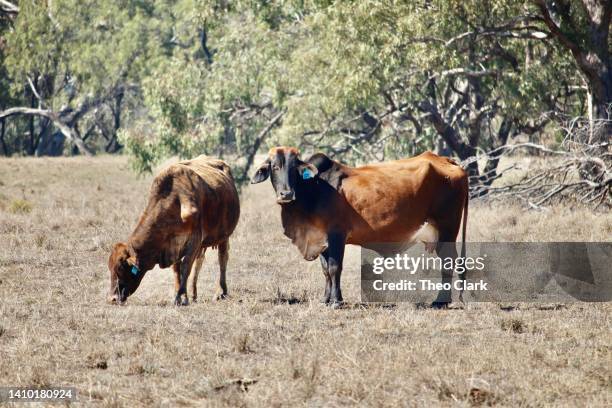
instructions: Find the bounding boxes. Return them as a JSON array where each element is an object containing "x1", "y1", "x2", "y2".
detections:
[{"x1": 0, "y1": 1, "x2": 609, "y2": 189}]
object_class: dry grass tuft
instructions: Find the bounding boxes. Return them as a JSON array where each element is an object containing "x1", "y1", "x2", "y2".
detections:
[
  {"x1": 34, "y1": 233, "x2": 46, "y2": 248},
  {"x1": 469, "y1": 386, "x2": 496, "y2": 406},
  {"x1": 501, "y1": 318, "x2": 526, "y2": 334},
  {"x1": 0, "y1": 156, "x2": 609, "y2": 406},
  {"x1": 29, "y1": 367, "x2": 51, "y2": 388},
  {"x1": 86, "y1": 352, "x2": 109, "y2": 370},
  {"x1": 268, "y1": 286, "x2": 308, "y2": 305},
  {"x1": 8, "y1": 198, "x2": 33, "y2": 214},
  {"x1": 232, "y1": 333, "x2": 253, "y2": 354}
]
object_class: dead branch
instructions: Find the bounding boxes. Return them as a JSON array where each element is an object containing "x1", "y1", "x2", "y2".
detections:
[
  {"x1": 0, "y1": 0, "x2": 18, "y2": 15},
  {"x1": 467, "y1": 116, "x2": 611, "y2": 210},
  {"x1": 236, "y1": 110, "x2": 284, "y2": 184},
  {"x1": 0, "y1": 107, "x2": 93, "y2": 156}
]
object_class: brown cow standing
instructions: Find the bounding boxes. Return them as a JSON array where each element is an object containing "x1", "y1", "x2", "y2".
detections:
[
  {"x1": 108, "y1": 155, "x2": 240, "y2": 305},
  {"x1": 251, "y1": 147, "x2": 468, "y2": 308}
]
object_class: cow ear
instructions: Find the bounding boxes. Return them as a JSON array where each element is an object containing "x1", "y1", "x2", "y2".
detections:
[
  {"x1": 109, "y1": 242, "x2": 129, "y2": 270},
  {"x1": 112, "y1": 242, "x2": 129, "y2": 257},
  {"x1": 298, "y1": 162, "x2": 318, "y2": 180},
  {"x1": 125, "y1": 256, "x2": 140, "y2": 276},
  {"x1": 251, "y1": 158, "x2": 271, "y2": 184}
]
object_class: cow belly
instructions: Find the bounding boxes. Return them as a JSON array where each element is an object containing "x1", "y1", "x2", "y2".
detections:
[{"x1": 347, "y1": 221, "x2": 438, "y2": 254}]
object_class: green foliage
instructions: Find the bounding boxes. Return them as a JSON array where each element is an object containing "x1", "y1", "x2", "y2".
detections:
[
  {"x1": 0, "y1": 0, "x2": 595, "y2": 177},
  {"x1": 123, "y1": 0, "x2": 586, "y2": 174},
  {"x1": 123, "y1": 3, "x2": 299, "y2": 173},
  {"x1": 6, "y1": 0, "x2": 156, "y2": 105}
]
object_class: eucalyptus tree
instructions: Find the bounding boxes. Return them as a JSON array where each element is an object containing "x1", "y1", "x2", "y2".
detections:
[
  {"x1": 0, "y1": 0, "x2": 590, "y2": 191},
  {"x1": 276, "y1": 0, "x2": 584, "y2": 185},
  {"x1": 532, "y1": 0, "x2": 611, "y2": 144},
  {"x1": 0, "y1": 0, "x2": 164, "y2": 155},
  {"x1": 121, "y1": 0, "x2": 318, "y2": 179}
]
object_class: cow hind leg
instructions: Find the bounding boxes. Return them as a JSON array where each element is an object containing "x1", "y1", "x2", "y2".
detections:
[
  {"x1": 213, "y1": 240, "x2": 229, "y2": 301},
  {"x1": 432, "y1": 239, "x2": 459, "y2": 308},
  {"x1": 326, "y1": 232, "x2": 346, "y2": 309},
  {"x1": 173, "y1": 263, "x2": 181, "y2": 301},
  {"x1": 430, "y1": 189, "x2": 465, "y2": 307},
  {"x1": 319, "y1": 250, "x2": 332, "y2": 304},
  {"x1": 189, "y1": 247, "x2": 206, "y2": 303}
]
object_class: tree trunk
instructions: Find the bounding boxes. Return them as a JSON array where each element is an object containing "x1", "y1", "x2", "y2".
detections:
[
  {"x1": 0, "y1": 118, "x2": 8, "y2": 156},
  {"x1": 418, "y1": 100, "x2": 479, "y2": 178},
  {"x1": 105, "y1": 92, "x2": 124, "y2": 153},
  {"x1": 238, "y1": 111, "x2": 284, "y2": 184},
  {"x1": 34, "y1": 117, "x2": 52, "y2": 156},
  {"x1": 481, "y1": 117, "x2": 512, "y2": 185},
  {"x1": 591, "y1": 92, "x2": 611, "y2": 145},
  {"x1": 28, "y1": 92, "x2": 35, "y2": 155},
  {"x1": 535, "y1": 0, "x2": 611, "y2": 143},
  {"x1": 435, "y1": 137, "x2": 452, "y2": 156}
]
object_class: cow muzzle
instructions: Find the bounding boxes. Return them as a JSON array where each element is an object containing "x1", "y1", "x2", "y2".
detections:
[
  {"x1": 277, "y1": 190, "x2": 295, "y2": 204},
  {"x1": 107, "y1": 293, "x2": 121, "y2": 305},
  {"x1": 107, "y1": 286, "x2": 128, "y2": 305}
]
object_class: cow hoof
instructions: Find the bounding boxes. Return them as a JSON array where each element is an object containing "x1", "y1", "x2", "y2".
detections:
[
  {"x1": 212, "y1": 292, "x2": 228, "y2": 301},
  {"x1": 174, "y1": 295, "x2": 189, "y2": 306},
  {"x1": 330, "y1": 301, "x2": 344, "y2": 309},
  {"x1": 320, "y1": 296, "x2": 331, "y2": 304},
  {"x1": 431, "y1": 301, "x2": 449, "y2": 309}
]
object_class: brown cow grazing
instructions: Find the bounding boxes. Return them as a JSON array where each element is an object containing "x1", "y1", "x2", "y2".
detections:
[
  {"x1": 251, "y1": 147, "x2": 468, "y2": 308},
  {"x1": 108, "y1": 156, "x2": 240, "y2": 305}
]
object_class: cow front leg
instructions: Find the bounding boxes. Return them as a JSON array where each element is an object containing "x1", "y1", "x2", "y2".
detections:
[
  {"x1": 175, "y1": 244, "x2": 200, "y2": 306},
  {"x1": 189, "y1": 247, "x2": 206, "y2": 303},
  {"x1": 327, "y1": 232, "x2": 346, "y2": 308},
  {"x1": 319, "y1": 250, "x2": 332, "y2": 304},
  {"x1": 213, "y1": 240, "x2": 229, "y2": 301}
]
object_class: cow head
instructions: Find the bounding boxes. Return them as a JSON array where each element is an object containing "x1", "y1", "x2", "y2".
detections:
[
  {"x1": 107, "y1": 242, "x2": 144, "y2": 304},
  {"x1": 250, "y1": 147, "x2": 318, "y2": 203}
]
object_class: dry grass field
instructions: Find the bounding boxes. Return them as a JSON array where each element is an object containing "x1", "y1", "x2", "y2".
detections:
[{"x1": 0, "y1": 155, "x2": 610, "y2": 407}]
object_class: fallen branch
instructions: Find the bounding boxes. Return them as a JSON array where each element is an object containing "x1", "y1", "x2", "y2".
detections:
[{"x1": 466, "y1": 116, "x2": 611, "y2": 209}]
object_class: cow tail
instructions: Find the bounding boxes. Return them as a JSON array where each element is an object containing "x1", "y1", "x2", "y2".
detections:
[
  {"x1": 459, "y1": 181, "x2": 469, "y2": 303},
  {"x1": 461, "y1": 183, "x2": 468, "y2": 259}
]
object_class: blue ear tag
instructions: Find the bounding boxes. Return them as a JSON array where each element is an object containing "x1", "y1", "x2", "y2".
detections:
[
  {"x1": 302, "y1": 168, "x2": 314, "y2": 180},
  {"x1": 130, "y1": 265, "x2": 139, "y2": 276}
]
